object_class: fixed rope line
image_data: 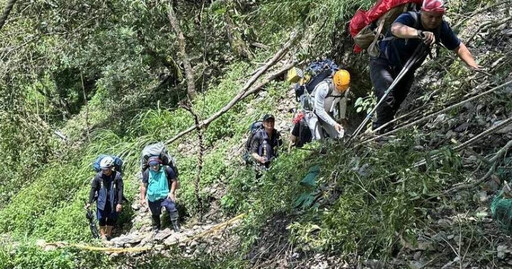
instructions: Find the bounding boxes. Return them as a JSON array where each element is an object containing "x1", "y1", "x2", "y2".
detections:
[
  {"x1": 42, "y1": 213, "x2": 246, "y2": 254},
  {"x1": 371, "y1": 65, "x2": 493, "y2": 136},
  {"x1": 358, "y1": 79, "x2": 512, "y2": 145}
]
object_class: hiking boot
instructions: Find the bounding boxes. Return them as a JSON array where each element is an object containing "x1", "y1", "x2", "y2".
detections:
[
  {"x1": 151, "y1": 215, "x2": 161, "y2": 233},
  {"x1": 171, "y1": 221, "x2": 180, "y2": 233},
  {"x1": 170, "y1": 211, "x2": 180, "y2": 233}
]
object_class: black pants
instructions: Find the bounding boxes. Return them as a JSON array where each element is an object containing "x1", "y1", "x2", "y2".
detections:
[{"x1": 370, "y1": 58, "x2": 415, "y2": 133}]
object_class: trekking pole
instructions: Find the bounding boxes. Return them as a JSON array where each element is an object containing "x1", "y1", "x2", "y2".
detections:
[
  {"x1": 359, "y1": 79, "x2": 512, "y2": 145},
  {"x1": 349, "y1": 44, "x2": 427, "y2": 143},
  {"x1": 347, "y1": 44, "x2": 429, "y2": 145},
  {"x1": 85, "y1": 206, "x2": 99, "y2": 239}
]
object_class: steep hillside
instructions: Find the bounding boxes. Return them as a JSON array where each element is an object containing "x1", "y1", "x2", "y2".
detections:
[{"x1": 0, "y1": 0, "x2": 511, "y2": 268}]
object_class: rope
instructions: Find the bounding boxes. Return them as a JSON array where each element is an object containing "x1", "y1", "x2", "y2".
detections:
[
  {"x1": 358, "y1": 79, "x2": 512, "y2": 145},
  {"x1": 69, "y1": 244, "x2": 151, "y2": 253},
  {"x1": 42, "y1": 213, "x2": 246, "y2": 254}
]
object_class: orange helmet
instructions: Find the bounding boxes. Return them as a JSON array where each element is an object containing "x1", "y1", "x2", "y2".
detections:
[{"x1": 333, "y1": 69, "x2": 350, "y2": 93}]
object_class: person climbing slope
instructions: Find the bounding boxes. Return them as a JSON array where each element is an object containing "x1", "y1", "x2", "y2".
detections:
[{"x1": 370, "y1": 0, "x2": 480, "y2": 133}]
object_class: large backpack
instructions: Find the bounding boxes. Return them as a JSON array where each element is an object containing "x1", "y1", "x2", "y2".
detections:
[
  {"x1": 293, "y1": 59, "x2": 339, "y2": 102},
  {"x1": 349, "y1": 0, "x2": 422, "y2": 56},
  {"x1": 292, "y1": 112, "x2": 312, "y2": 148},
  {"x1": 141, "y1": 142, "x2": 179, "y2": 177},
  {"x1": 92, "y1": 155, "x2": 123, "y2": 174},
  {"x1": 243, "y1": 121, "x2": 264, "y2": 164}
]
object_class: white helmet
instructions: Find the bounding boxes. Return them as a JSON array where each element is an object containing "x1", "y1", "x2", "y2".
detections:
[{"x1": 100, "y1": 156, "x2": 115, "y2": 169}]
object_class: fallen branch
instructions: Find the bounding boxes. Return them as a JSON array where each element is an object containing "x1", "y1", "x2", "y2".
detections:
[
  {"x1": 412, "y1": 115, "x2": 512, "y2": 169},
  {"x1": 80, "y1": 71, "x2": 90, "y2": 143},
  {"x1": 370, "y1": 90, "x2": 439, "y2": 135},
  {"x1": 466, "y1": 16, "x2": 512, "y2": 46},
  {"x1": 32, "y1": 114, "x2": 67, "y2": 141},
  {"x1": 444, "y1": 139, "x2": 512, "y2": 194},
  {"x1": 165, "y1": 33, "x2": 299, "y2": 145},
  {"x1": 454, "y1": 117, "x2": 512, "y2": 151},
  {"x1": 452, "y1": 1, "x2": 509, "y2": 29},
  {"x1": 241, "y1": 62, "x2": 295, "y2": 99},
  {"x1": 360, "y1": 80, "x2": 512, "y2": 145}
]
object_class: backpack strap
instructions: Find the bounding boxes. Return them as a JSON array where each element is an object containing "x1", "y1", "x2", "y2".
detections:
[
  {"x1": 383, "y1": 11, "x2": 422, "y2": 68},
  {"x1": 324, "y1": 79, "x2": 343, "y2": 99},
  {"x1": 370, "y1": 15, "x2": 387, "y2": 49}
]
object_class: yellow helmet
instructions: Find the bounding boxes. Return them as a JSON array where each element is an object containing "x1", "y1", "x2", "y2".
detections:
[{"x1": 333, "y1": 69, "x2": 350, "y2": 93}]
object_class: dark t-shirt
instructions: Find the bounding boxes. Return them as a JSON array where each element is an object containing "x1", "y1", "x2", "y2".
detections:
[
  {"x1": 142, "y1": 166, "x2": 177, "y2": 185},
  {"x1": 250, "y1": 129, "x2": 282, "y2": 160},
  {"x1": 379, "y1": 12, "x2": 461, "y2": 68}
]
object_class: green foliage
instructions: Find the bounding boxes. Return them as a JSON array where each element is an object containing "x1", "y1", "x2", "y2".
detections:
[
  {"x1": 0, "y1": 128, "x2": 140, "y2": 241},
  {"x1": 280, "y1": 136, "x2": 466, "y2": 258},
  {"x1": 0, "y1": 242, "x2": 118, "y2": 269},
  {"x1": 0, "y1": 158, "x2": 89, "y2": 238},
  {"x1": 1, "y1": 0, "x2": 500, "y2": 266},
  {"x1": 2, "y1": 245, "x2": 75, "y2": 269},
  {"x1": 0, "y1": 112, "x2": 56, "y2": 206},
  {"x1": 249, "y1": 0, "x2": 374, "y2": 56},
  {"x1": 354, "y1": 95, "x2": 376, "y2": 114}
]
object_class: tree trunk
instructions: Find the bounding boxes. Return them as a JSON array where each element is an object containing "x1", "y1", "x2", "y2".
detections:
[
  {"x1": 224, "y1": 3, "x2": 251, "y2": 59},
  {"x1": 168, "y1": 2, "x2": 197, "y2": 99}
]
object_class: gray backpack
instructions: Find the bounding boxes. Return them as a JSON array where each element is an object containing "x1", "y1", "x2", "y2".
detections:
[{"x1": 141, "y1": 142, "x2": 179, "y2": 177}]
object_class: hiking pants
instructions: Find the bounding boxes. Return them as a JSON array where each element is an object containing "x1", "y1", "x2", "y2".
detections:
[
  {"x1": 148, "y1": 198, "x2": 177, "y2": 216},
  {"x1": 96, "y1": 200, "x2": 117, "y2": 226},
  {"x1": 305, "y1": 112, "x2": 341, "y2": 140},
  {"x1": 370, "y1": 57, "x2": 415, "y2": 133},
  {"x1": 148, "y1": 198, "x2": 178, "y2": 229}
]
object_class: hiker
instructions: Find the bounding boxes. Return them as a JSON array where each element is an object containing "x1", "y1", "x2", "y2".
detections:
[
  {"x1": 86, "y1": 156, "x2": 124, "y2": 240},
  {"x1": 291, "y1": 69, "x2": 351, "y2": 145},
  {"x1": 309, "y1": 69, "x2": 350, "y2": 140},
  {"x1": 140, "y1": 156, "x2": 180, "y2": 233},
  {"x1": 370, "y1": 0, "x2": 480, "y2": 133},
  {"x1": 250, "y1": 114, "x2": 282, "y2": 169},
  {"x1": 289, "y1": 111, "x2": 313, "y2": 149}
]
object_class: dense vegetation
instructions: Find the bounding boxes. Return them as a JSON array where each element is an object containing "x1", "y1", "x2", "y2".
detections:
[{"x1": 1, "y1": 0, "x2": 511, "y2": 267}]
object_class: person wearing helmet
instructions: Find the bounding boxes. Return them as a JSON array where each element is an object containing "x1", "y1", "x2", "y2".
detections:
[
  {"x1": 140, "y1": 156, "x2": 180, "y2": 233},
  {"x1": 370, "y1": 0, "x2": 480, "y2": 133},
  {"x1": 307, "y1": 69, "x2": 350, "y2": 140},
  {"x1": 86, "y1": 156, "x2": 124, "y2": 241}
]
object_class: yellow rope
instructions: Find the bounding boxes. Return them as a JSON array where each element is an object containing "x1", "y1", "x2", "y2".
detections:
[
  {"x1": 185, "y1": 213, "x2": 246, "y2": 242},
  {"x1": 43, "y1": 213, "x2": 246, "y2": 254},
  {"x1": 70, "y1": 244, "x2": 151, "y2": 253}
]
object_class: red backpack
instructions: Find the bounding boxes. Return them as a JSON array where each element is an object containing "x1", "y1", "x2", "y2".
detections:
[{"x1": 349, "y1": 0, "x2": 422, "y2": 56}]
